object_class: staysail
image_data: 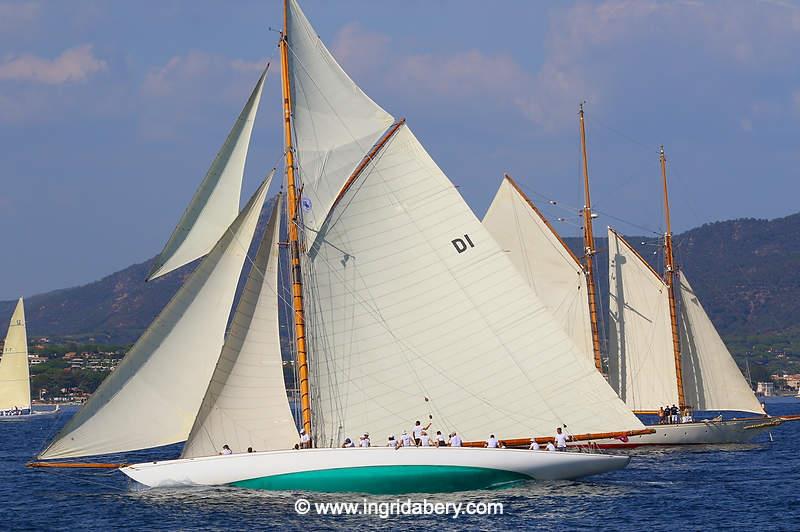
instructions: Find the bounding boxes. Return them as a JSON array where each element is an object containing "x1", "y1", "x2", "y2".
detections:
[
  {"x1": 607, "y1": 228, "x2": 679, "y2": 410},
  {"x1": 181, "y1": 195, "x2": 299, "y2": 458},
  {"x1": 482, "y1": 176, "x2": 594, "y2": 365},
  {"x1": 285, "y1": 0, "x2": 395, "y2": 245},
  {"x1": 678, "y1": 272, "x2": 765, "y2": 414},
  {"x1": 39, "y1": 177, "x2": 270, "y2": 459},
  {"x1": 147, "y1": 69, "x2": 268, "y2": 280},
  {"x1": 0, "y1": 298, "x2": 31, "y2": 411}
]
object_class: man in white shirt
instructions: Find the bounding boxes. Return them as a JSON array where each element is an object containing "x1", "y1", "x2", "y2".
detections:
[
  {"x1": 435, "y1": 431, "x2": 447, "y2": 447},
  {"x1": 412, "y1": 419, "x2": 432, "y2": 446},
  {"x1": 360, "y1": 433, "x2": 371, "y2": 447},
  {"x1": 485, "y1": 434, "x2": 500, "y2": 448},
  {"x1": 449, "y1": 432, "x2": 462, "y2": 447},
  {"x1": 387, "y1": 434, "x2": 399, "y2": 449},
  {"x1": 554, "y1": 427, "x2": 568, "y2": 451},
  {"x1": 299, "y1": 429, "x2": 311, "y2": 449},
  {"x1": 529, "y1": 439, "x2": 540, "y2": 451},
  {"x1": 419, "y1": 430, "x2": 431, "y2": 447},
  {"x1": 400, "y1": 430, "x2": 414, "y2": 447}
]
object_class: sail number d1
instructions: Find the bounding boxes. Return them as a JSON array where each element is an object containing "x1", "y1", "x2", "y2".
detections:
[{"x1": 452, "y1": 234, "x2": 475, "y2": 253}]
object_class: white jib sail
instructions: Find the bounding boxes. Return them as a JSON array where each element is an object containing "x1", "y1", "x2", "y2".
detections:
[
  {"x1": 286, "y1": 0, "x2": 395, "y2": 245},
  {"x1": 607, "y1": 228, "x2": 679, "y2": 411},
  {"x1": 0, "y1": 298, "x2": 31, "y2": 411},
  {"x1": 39, "y1": 176, "x2": 271, "y2": 460},
  {"x1": 678, "y1": 272, "x2": 765, "y2": 414},
  {"x1": 181, "y1": 195, "x2": 299, "y2": 458},
  {"x1": 303, "y1": 124, "x2": 644, "y2": 447},
  {"x1": 147, "y1": 68, "x2": 268, "y2": 280},
  {"x1": 482, "y1": 176, "x2": 595, "y2": 366}
]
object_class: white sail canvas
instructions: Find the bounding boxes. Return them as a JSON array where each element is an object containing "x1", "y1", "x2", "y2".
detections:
[
  {"x1": 607, "y1": 228, "x2": 679, "y2": 410},
  {"x1": 0, "y1": 298, "x2": 31, "y2": 411},
  {"x1": 39, "y1": 178, "x2": 270, "y2": 459},
  {"x1": 483, "y1": 176, "x2": 595, "y2": 366},
  {"x1": 182, "y1": 195, "x2": 299, "y2": 458},
  {"x1": 678, "y1": 272, "x2": 765, "y2": 414},
  {"x1": 148, "y1": 69, "x2": 267, "y2": 280}
]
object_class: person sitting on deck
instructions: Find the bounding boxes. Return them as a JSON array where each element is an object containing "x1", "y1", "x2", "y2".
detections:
[
  {"x1": 387, "y1": 434, "x2": 399, "y2": 449},
  {"x1": 412, "y1": 419, "x2": 432, "y2": 446},
  {"x1": 449, "y1": 432, "x2": 462, "y2": 447},
  {"x1": 529, "y1": 439, "x2": 541, "y2": 451},
  {"x1": 247, "y1": 447, "x2": 255, "y2": 453},
  {"x1": 360, "y1": 433, "x2": 371, "y2": 447},
  {"x1": 545, "y1": 441, "x2": 556, "y2": 451},
  {"x1": 341, "y1": 437, "x2": 355, "y2": 448},
  {"x1": 220, "y1": 444, "x2": 233, "y2": 455},
  {"x1": 435, "y1": 431, "x2": 446, "y2": 447},
  {"x1": 554, "y1": 427, "x2": 569, "y2": 451},
  {"x1": 419, "y1": 430, "x2": 431, "y2": 447},
  {"x1": 485, "y1": 434, "x2": 500, "y2": 448},
  {"x1": 299, "y1": 429, "x2": 311, "y2": 449},
  {"x1": 399, "y1": 430, "x2": 413, "y2": 447},
  {"x1": 681, "y1": 407, "x2": 693, "y2": 423}
]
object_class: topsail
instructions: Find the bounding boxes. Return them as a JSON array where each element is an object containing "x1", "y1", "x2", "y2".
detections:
[{"x1": 147, "y1": 69, "x2": 267, "y2": 280}]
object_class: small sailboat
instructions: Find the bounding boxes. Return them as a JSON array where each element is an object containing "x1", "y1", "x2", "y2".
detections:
[
  {"x1": 0, "y1": 298, "x2": 59, "y2": 421},
  {"x1": 30, "y1": 1, "x2": 638, "y2": 491},
  {"x1": 484, "y1": 106, "x2": 788, "y2": 446}
]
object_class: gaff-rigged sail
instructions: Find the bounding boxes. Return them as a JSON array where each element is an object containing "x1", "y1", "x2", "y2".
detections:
[
  {"x1": 285, "y1": 0, "x2": 395, "y2": 247},
  {"x1": 147, "y1": 69, "x2": 268, "y2": 281},
  {"x1": 483, "y1": 176, "x2": 595, "y2": 365},
  {"x1": 678, "y1": 272, "x2": 765, "y2": 414},
  {"x1": 181, "y1": 195, "x2": 299, "y2": 458},
  {"x1": 39, "y1": 177, "x2": 271, "y2": 460},
  {"x1": 0, "y1": 298, "x2": 30, "y2": 411},
  {"x1": 607, "y1": 228, "x2": 679, "y2": 410}
]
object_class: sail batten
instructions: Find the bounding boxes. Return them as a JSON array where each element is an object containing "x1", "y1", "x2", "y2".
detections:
[
  {"x1": 181, "y1": 194, "x2": 299, "y2": 458},
  {"x1": 147, "y1": 68, "x2": 268, "y2": 281},
  {"x1": 0, "y1": 298, "x2": 30, "y2": 411},
  {"x1": 39, "y1": 177, "x2": 271, "y2": 460}
]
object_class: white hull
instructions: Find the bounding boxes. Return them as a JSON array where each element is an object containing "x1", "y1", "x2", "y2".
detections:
[
  {"x1": 0, "y1": 406, "x2": 60, "y2": 422},
  {"x1": 580, "y1": 417, "x2": 779, "y2": 448},
  {"x1": 121, "y1": 446, "x2": 631, "y2": 493}
]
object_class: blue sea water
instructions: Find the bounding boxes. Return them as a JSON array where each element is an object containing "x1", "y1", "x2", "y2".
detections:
[{"x1": 2, "y1": 403, "x2": 799, "y2": 530}]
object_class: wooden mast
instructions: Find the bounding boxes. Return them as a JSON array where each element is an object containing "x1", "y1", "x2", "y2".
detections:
[
  {"x1": 660, "y1": 146, "x2": 685, "y2": 408},
  {"x1": 578, "y1": 103, "x2": 604, "y2": 374},
  {"x1": 280, "y1": 0, "x2": 312, "y2": 441}
]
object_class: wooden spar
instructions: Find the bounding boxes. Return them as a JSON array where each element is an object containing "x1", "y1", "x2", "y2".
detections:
[
  {"x1": 280, "y1": 0, "x2": 312, "y2": 441},
  {"x1": 27, "y1": 462, "x2": 127, "y2": 469},
  {"x1": 578, "y1": 104, "x2": 604, "y2": 374},
  {"x1": 660, "y1": 146, "x2": 685, "y2": 408},
  {"x1": 462, "y1": 428, "x2": 656, "y2": 448},
  {"x1": 502, "y1": 174, "x2": 583, "y2": 267}
]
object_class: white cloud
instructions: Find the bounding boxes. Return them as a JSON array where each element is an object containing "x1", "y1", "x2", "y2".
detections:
[
  {"x1": 0, "y1": 44, "x2": 106, "y2": 84},
  {"x1": 142, "y1": 51, "x2": 266, "y2": 97}
]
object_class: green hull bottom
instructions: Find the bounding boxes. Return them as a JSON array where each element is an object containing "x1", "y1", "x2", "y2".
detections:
[{"x1": 230, "y1": 465, "x2": 531, "y2": 494}]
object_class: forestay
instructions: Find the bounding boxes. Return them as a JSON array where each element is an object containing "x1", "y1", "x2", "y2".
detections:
[
  {"x1": 148, "y1": 69, "x2": 267, "y2": 280},
  {"x1": 182, "y1": 195, "x2": 299, "y2": 458},
  {"x1": 303, "y1": 124, "x2": 644, "y2": 447},
  {"x1": 483, "y1": 176, "x2": 594, "y2": 365},
  {"x1": 0, "y1": 298, "x2": 31, "y2": 411},
  {"x1": 39, "y1": 178, "x2": 270, "y2": 459},
  {"x1": 285, "y1": 0, "x2": 395, "y2": 246},
  {"x1": 678, "y1": 272, "x2": 765, "y2": 414},
  {"x1": 607, "y1": 228, "x2": 679, "y2": 410}
]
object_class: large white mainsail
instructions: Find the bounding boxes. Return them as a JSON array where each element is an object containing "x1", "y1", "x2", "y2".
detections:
[
  {"x1": 482, "y1": 176, "x2": 595, "y2": 365},
  {"x1": 147, "y1": 69, "x2": 268, "y2": 280},
  {"x1": 607, "y1": 228, "x2": 679, "y2": 410},
  {"x1": 303, "y1": 124, "x2": 644, "y2": 446},
  {"x1": 181, "y1": 195, "x2": 299, "y2": 458},
  {"x1": 0, "y1": 298, "x2": 31, "y2": 411},
  {"x1": 285, "y1": 0, "x2": 395, "y2": 245},
  {"x1": 678, "y1": 272, "x2": 765, "y2": 414},
  {"x1": 39, "y1": 177, "x2": 270, "y2": 460}
]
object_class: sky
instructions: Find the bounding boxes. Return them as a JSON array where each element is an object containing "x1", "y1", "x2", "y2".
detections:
[{"x1": 1, "y1": 0, "x2": 799, "y2": 299}]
